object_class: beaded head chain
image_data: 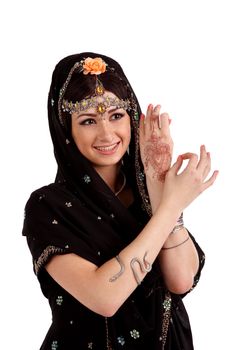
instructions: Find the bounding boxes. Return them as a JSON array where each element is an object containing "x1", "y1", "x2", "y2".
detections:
[{"x1": 58, "y1": 57, "x2": 136, "y2": 125}]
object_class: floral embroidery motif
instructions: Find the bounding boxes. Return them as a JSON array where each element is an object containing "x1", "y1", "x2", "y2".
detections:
[
  {"x1": 117, "y1": 336, "x2": 125, "y2": 346},
  {"x1": 34, "y1": 246, "x2": 64, "y2": 275},
  {"x1": 83, "y1": 175, "x2": 91, "y2": 184},
  {"x1": 138, "y1": 172, "x2": 145, "y2": 182},
  {"x1": 65, "y1": 202, "x2": 72, "y2": 207},
  {"x1": 51, "y1": 340, "x2": 58, "y2": 350},
  {"x1": 52, "y1": 219, "x2": 58, "y2": 225},
  {"x1": 51, "y1": 98, "x2": 55, "y2": 106},
  {"x1": 56, "y1": 296, "x2": 63, "y2": 306},
  {"x1": 88, "y1": 342, "x2": 93, "y2": 349},
  {"x1": 65, "y1": 138, "x2": 70, "y2": 144},
  {"x1": 163, "y1": 297, "x2": 171, "y2": 311},
  {"x1": 97, "y1": 216, "x2": 102, "y2": 220},
  {"x1": 110, "y1": 213, "x2": 115, "y2": 218},
  {"x1": 130, "y1": 329, "x2": 140, "y2": 339}
]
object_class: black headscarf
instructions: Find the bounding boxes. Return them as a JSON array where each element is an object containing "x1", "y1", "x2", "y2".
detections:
[
  {"x1": 49, "y1": 52, "x2": 151, "y2": 215},
  {"x1": 23, "y1": 53, "x2": 205, "y2": 349}
]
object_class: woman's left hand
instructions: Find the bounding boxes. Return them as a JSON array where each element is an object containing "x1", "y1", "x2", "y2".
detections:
[{"x1": 139, "y1": 104, "x2": 173, "y2": 184}]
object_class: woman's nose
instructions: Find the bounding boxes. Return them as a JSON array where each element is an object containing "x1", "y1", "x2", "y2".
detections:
[{"x1": 97, "y1": 120, "x2": 114, "y2": 142}]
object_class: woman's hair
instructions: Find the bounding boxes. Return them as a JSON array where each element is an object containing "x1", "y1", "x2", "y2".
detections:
[{"x1": 63, "y1": 69, "x2": 129, "y2": 102}]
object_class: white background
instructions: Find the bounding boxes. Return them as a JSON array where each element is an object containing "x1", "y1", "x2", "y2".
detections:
[{"x1": 1, "y1": 0, "x2": 234, "y2": 349}]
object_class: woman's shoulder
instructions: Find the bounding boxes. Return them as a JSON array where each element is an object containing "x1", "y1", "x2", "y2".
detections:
[{"x1": 25, "y1": 182, "x2": 72, "y2": 208}]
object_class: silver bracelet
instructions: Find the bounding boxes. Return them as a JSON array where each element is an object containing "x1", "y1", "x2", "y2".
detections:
[
  {"x1": 162, "y1": 236, "x2": 190, "y2": 250},
  {"x1": 171, "y1": 212, "x2": 184, "y2": 234},
  {"x1": 130, "y1": 252, "x2": 152, "y2": 286},
  {"x1": 109, "y1": 255, "x2": 125, "y2": 282}
]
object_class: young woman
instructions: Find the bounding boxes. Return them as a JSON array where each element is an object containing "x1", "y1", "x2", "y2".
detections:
[{"x1": 22, "y1": 53, "x2": 218, "y2": 349}]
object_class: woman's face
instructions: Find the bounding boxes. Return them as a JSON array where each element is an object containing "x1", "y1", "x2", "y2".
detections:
[{"x1": 71, "y1": 91, "x2": 131, "y2": 170}]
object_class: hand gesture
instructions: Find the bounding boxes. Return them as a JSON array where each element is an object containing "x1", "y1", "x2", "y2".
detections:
[
  {"x1": 161, "y1": 145, "x2": 218, "y2": 213},
  {"x1": 139, "y1": 104, "x2": 173, "y2": 183}
]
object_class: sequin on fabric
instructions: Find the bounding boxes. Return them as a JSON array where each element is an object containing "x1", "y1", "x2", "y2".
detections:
[
  {"x1": 83, "y1": 175, "x2": 91, "y2": 184},
  {"x1": 56, "y1": 296, "x2": 63, "y2": 306},
  {"x1": 117, "y1": 336, "x2": 125, "y2": 346},
  {"x1": 160, "y1": 291, "x2": 172, "y2": 349},
  {"x1": 130, "y1": 329, "x2": 140, "y2": 339},
  {"x1": 34, "y1": 246, "x2": 64, "y2": 275},
  {"x1": 51, "y1": 340, "x2": 58, "y2": 350}
]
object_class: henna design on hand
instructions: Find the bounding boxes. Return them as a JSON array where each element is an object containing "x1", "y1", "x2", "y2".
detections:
[{"x1": 144, "y1": 136, "x2": 172, "y2": 182}]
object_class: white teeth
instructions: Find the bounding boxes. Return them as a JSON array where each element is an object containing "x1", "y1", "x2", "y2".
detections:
[{"x1": 95, "y1": 143, "x2": 118, "y2": 151}]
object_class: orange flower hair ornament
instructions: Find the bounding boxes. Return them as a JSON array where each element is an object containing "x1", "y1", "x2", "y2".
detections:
[{"x1": 82, "y1": 57, "x2": 107, "y2": 75}]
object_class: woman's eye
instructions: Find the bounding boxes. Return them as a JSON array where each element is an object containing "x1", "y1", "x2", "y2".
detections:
[
  {"x1": 80, "y1": 118, "x2": 96, "y2": 125},
  {"x1": 110, "y1": 113, "x2": 124, "y2": 121}
]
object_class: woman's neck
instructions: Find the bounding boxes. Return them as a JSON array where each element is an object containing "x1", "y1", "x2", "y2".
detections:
[{"x1": 94, "y1": 164, "x2": 121, "y2": 193}]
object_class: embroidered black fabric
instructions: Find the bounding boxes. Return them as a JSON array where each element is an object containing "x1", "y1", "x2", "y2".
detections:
[{"x1": 22, "y1": 52, "x2": 205, "y2": 349}]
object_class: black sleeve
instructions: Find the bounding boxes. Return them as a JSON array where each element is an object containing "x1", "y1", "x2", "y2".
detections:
[{"x1": 22, "y1": 187, "x2": 103, "y2": 277}]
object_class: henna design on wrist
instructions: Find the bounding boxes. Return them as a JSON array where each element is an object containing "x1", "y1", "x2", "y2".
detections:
[
  {"x1": 130, "y1": 252, "x2": 152, "y2": 286},
  {"x1": 144, "y1": 136, "x2": 171, "y2": 182}
]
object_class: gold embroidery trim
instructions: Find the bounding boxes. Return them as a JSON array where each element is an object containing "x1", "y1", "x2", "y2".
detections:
[
  {"x1": 160, "y1": 291, "x2": 172, "y2": 349},
  {"x1": 34, "y1": 245, "x2": 65, "y2": 275}
]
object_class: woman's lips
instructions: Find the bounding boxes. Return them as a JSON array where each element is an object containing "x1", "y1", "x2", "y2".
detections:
[{"x1": 93, "y1": 142, "x2": 120, "y2": 155}]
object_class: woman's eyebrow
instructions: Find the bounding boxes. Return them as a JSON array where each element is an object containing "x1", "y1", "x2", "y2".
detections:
[
  {"x1": 76, "y1": 112, "x2": 97, "y2": 118},
  {"x1": 108, "y1": 107, "x2": 119, "y2": 114}
]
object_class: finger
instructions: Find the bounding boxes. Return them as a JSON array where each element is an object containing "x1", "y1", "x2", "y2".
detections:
[
  {"x1": 160, "y1": 112, "x2": 171, "y2": 135},
  {"x1": 170, "y1": 155, "x2": 184, "y2": 175},
  {"x1": 197, "y1": 145, "x2": 209, "y2": 173},
  {"x1": 202, "y1": 170, "x2": 219, "y2": 191},
  {"x1": 180, "y1": 152, "x2": 199, "y2": 168},
  {"x1": 151, "y1": 104, "x2": 161, "y2": 129},
  {"x1": 145, "y1": 104, "x2": 153, "y2": 136},
  {"x1": 202, "y1": 152, "x2": 211, "y2": 179}
]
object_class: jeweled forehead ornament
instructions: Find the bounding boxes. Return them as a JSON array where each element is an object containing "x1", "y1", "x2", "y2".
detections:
[{"x1": 58, "y1": 57, "x2": 132, "y2": 124}]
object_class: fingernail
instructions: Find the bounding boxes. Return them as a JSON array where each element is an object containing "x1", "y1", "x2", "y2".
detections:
[
  {"x1": 207, "y1": 152, "x2": 210, "y2": 157},
  {"x1": 148, "y1": 104, "x2": 153, "y2": 110}
]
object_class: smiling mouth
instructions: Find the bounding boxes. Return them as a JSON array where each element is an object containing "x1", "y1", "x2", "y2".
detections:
[{"x1": 94, "y1": 142, "x2": 120, "y2": 153}]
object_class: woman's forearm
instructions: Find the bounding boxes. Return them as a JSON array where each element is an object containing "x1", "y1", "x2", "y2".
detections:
[{"x1": 159, "y1": 228, "x2": 199, "y2": 294}]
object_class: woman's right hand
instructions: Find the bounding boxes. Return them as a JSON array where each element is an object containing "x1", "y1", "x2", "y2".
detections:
[{"x1": 160, "y1": 145, "x2": 218, "y2": 213}]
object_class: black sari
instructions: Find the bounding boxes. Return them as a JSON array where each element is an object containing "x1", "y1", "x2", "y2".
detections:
[{"x1": 22, "y1": 53, "x2": 205, "y2": 349}]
